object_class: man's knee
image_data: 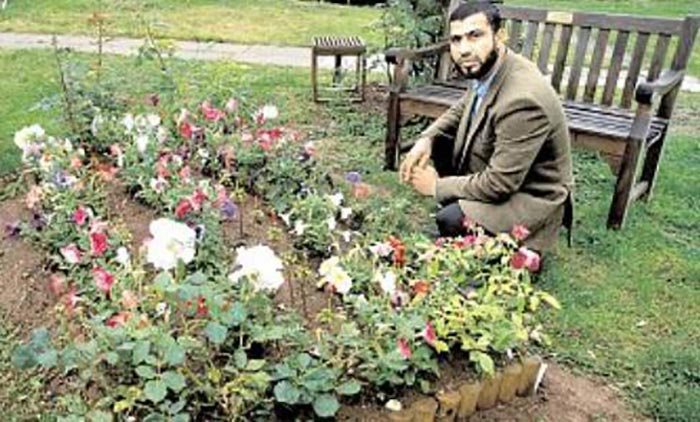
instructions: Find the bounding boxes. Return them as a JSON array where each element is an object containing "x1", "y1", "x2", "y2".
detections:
[{"x1": 435, "y1": 203, "x2": 465, "y2": 237}]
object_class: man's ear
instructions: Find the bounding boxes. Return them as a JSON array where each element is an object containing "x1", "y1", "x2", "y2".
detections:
[{"x1": 495, "y1": 27, "x2": 508, "y2": 46}]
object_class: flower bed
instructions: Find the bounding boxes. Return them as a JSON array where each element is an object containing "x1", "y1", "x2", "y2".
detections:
[{"x1": 9, "y1": 94, "x2": 559, "y2": 420}]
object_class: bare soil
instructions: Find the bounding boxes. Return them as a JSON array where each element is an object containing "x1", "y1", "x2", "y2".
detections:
[
  {"x1": 338, "y1": 363, "x2": 647, "y2": 421},
  {"x1": 104, "y1": 181, "x2": 158, "y2": 249},
  {"x1": 0, "y1": 197, "x2": 55, "y2": 334}
]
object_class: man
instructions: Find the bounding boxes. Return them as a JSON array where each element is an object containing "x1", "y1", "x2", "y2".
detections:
[{"x1": 399, "y1": 0, "x2": 573, "y2": 251}]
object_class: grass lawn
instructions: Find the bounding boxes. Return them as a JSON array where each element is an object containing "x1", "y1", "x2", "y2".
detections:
[
  {"x1": 0, "y1": 0, "x2": 383, "y2": 47},
  {"x1": 1, "y1": 47, "x2": 698, "y2": 420}
]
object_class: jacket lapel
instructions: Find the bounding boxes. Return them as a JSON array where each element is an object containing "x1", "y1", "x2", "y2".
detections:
[
  {"x1": 457, "y1": 50, "x2": 514, "y2": 170},
  {"x1": 451, "y1": 90, "x2": 477, "y2": 168}
]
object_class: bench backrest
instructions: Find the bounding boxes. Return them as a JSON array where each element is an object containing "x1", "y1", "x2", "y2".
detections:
[{"x1": 439, "y1": 2, "x2": 698, "y2": 119}]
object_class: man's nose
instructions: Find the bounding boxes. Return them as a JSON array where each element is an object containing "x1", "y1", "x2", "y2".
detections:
[{"x1": 457, "y1": 39, "x2": 473, "y2": 57}]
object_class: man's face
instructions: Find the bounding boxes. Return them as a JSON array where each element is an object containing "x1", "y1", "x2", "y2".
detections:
[{"x1": 449, "y1": 12, "x2": 499, "y2": 79}]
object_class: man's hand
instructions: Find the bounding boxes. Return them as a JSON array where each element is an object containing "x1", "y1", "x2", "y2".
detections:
[
  {"x1": 411, "y1": 165, "x2": 438, "y2": 197},
  {"x1": 399, "y1": 138, "x2": 432, "y2": 183}
]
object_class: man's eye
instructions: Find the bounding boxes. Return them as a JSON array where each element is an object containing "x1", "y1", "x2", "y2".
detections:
[{"x1": 451, "y1": 36, "x2": 461, "y2": 43}]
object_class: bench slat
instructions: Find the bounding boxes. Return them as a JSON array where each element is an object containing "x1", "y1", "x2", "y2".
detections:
[
  {"x1": 552, "y1": 24, "x2": 574, "y2": 93},
  {"x1": 566, "y1": 26, "x2": 592, "y2": 100},
  {"x1": 522, "y1": 21, "x2": 540, "y2": 59},
  {"x1": 584, "y1": 28, "x2": 610, "y2": 103},
  {"x1": 602, "y1": 30, "x2": 630, "y2": 106},
  {"x1": 508, "y1": 19, "x2": 523, "y2": 52},
  {"x1": 538, "y1": 22, "x2": 556, "y2": 74},
  {"x1": 621, "y1": 32, "x2": 650, "y2": 108},
  {"x1": 647, "y1": 34, "x2": 671, "y2": 81}
]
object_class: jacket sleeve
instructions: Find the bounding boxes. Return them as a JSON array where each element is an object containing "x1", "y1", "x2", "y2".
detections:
[
  {"x1": 435, "y1": 97, "x2": 549, "y2": 203},
  {"x1": 418, "y1": 93, "x2": 468, "y2": 142}
]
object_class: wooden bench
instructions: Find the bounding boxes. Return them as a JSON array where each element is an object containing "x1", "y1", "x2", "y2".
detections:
[{"x1": 384, "y1": 4, "x2": 699, "y2": 229}]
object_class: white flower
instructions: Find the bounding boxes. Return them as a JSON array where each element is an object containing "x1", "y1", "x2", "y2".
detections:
[
  {"x1": 259, "y1": 104, "x2": 279, "y2": 120},
  {"x1": 90, "y1": 114, "x2": 103, "y2": 136},
  {"x1": 156, "y1": 126, "x2": 169, "y2": 144},
  {"x1": 116, "y1": 247, "x2": 131, "y2": 266},
  {"x1": 146, "y1": 113, "x2": 161, "y2": 127},
  {"x1": 62, "y1": 139, "x2": 73, "y2": 153},
  {"x1": 326, "y1": 216, "x2": 337, "y2": 231},
  {"x1": 146, "y1": 218, "x2": 196, "y2": 270},
  {"x1": 228, "y1": 245, "x2": 285, "y2": 292},
  {"x1": 14, "y1": 124, "x2": 45, "y2": 150},
  {"x1": 369, "y1": 242, "x2": 393, "y2": 257},
  {"x1": 326, "y1": 266, "x2": 352, "y2": 295},
  {"x1": 150, "y1": 177, "x2": 168, "y2": 194},
  {"x1": 374, "y1": 270, "x2": 397, "y2": 295},
  {"x1": 341, "y1": 230, "x2": 352, "y2": 243},
  {"x1": 279, "y1": 212, "x2": 291, "y2": 226},
  {"x1": 328, "y1": 192, "x2": 344, "y2": 208},
  {"x1": 293, "y1": 220, "x2": 307, "y2": 236},
  {"x1": 136, "y1": 134, "x2": 149, "y2": 154},
  {"x1": 340, "y1": 207, "x2": 353, "y2": 221},
  {"x1": 319, "y1": 256, "x2": 340, "y2": 276},
  {"x1": 156, "y1": 302, "x2": 168, "y2": 316},
  {"x1": 122, "y1": 113, "x2": 135, "y2": 133}
]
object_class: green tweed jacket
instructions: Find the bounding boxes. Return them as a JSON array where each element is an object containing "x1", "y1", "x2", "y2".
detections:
[{"x1": 421, "y1": 50, "x2": 574, "y2": 251}]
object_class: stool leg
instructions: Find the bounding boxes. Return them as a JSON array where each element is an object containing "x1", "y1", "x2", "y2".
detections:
[
  {"x1": 361, "y1": 54, "x2": 366, "y2": 102},
  {"x1": 333, "y1": 55, "x2": 342, "y2": 86},
  {"x1": 311, "y1": 52, "x2": 318, "y2": 102}
]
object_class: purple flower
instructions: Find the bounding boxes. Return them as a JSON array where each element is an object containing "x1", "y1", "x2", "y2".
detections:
[
  {"x1": 220, "y1": 199, "x2": 238, "y2": 220},
  {"x1": 52, "y1": 171, "x2": 69, "y2": 188},
  {"x1": 344, "y1": 171, "x2": 362, "y2": 185},
  {"x1": 4, "y1": 221, "x2": 21, "y2": 239}
]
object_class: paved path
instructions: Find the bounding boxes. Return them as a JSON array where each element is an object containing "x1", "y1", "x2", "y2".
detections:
[{"x1": 1, "y1": 32, "x2": 699, "y2": 92}]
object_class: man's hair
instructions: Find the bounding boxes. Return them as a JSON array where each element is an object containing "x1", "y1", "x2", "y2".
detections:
[{"x1": 449, "y1": 1, "x2": 502, "y2": 33}]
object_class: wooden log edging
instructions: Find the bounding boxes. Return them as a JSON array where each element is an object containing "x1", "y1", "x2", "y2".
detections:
[{"x1": 389, "y1": 357, "x2": 544, "y2": 421}]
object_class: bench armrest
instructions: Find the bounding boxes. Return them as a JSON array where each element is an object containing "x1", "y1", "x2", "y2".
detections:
[
  {"x1": 385, "y1": 41, "x2": 449, "y2": 65},
  {"x1": 634, "y1": 70, "x2": 685, "y2": 105}
]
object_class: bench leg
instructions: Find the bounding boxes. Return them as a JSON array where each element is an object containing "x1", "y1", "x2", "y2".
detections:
[
  {"x1": 333, "y1": 55, "x2": 342, "y2": 86},
  {"x1": 311, "y1": 52, "x2": 318, "y2": 102},
  {"x1": 607, "y1": 137, "x2": 643, "y2": 229},
  {"x1": 638, "y1": 131, "x2": 667, "y2": 201},
  {"x1": 385, "y1": 91, "x2": 401, "y2": 170}
]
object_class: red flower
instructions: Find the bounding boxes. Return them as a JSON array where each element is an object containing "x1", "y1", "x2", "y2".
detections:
[
  {"x1": 90, "y1": 231, "x2": 109, "y2": 257},
  {"x1": 93, "y1": 266, "x2": 115, "y2": 298},
  {"x1": 453, "y1": 234, "x2": 477, "y2": 249},
  {"x1": 510, "y1": 247, "x2": 541, "y2": 272},
  {"x1": 422, "y1": 322, "x2": 437, "y2": 347},
  {"x1": 388, "y1": 236, "x2": 406, "y2": 267},
  {"x1": 397, "y1": 338, "x2": 412, "y2": 359},
  {"x1": 48, "y1": 273, "x2": 65, "y2": 297},
  {"x1": 413, "y1": 280, "x2": 430, "y2": 295},
  {"x1": 73, "y1": 206, "x2": 88, "y2": 226},
  {"x1": 201, "y1": 101, "x2": 226, "y2": 122},
  {"x1": 511, "y1": 224, "x2": 531, "y2": 241},
  {"x1": 190, "y1": 189, "x2": 208, "y2": 211},
  {"x1": 106, "y1": 312, "x2": 131, "y2": 328},
  {"x1": 196, "y1": 296, "x2": 208, "y2": 317},
  {"x1": 179, "y1": 120, "x2": 194, "y2": 139},
  {"x1": 175, "y1": 199, "x2": 193, "y2": 219}
]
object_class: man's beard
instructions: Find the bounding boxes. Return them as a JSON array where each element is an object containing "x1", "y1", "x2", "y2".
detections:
[{"x1": 455, "y1": 47, "x2": 499, "y2": 80}]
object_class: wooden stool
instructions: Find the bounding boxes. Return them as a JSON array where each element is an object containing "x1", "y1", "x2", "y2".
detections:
[{"x1": 311, "y1": 36, "x2": 366, "y2": 102}]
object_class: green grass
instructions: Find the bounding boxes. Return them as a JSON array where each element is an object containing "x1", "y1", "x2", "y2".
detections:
[
  {"x1": 0, "y1": 47, "x2": 698, "y2": 420},
  {"x1": 0, "y1": 0, "x2": 382, "y2": 46}
]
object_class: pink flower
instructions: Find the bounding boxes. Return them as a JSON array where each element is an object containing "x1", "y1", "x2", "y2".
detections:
[
  {"x1": 60, "y1": 244, "x2": 82, "y2": 264},
  {"x1": 64, "y1": 284, "x2": 80, "y2": 315},
  {"x1": 106, "y1": 312, "x2": 131, "y2": 328},
  {"x1": 397, "y1": 338, "x2": 412, "y2": 359},
  {"x1": 190, "y1": 189, "x2": 208, "y2": 211},
  {"x1": 510, "y1": 247, "x2": 541, "y2": 272},
  {"x1": 93, "y1": 266, "x2": 115, "y2": 297},
  {"x1": 25, "y1": 185, "x2": 42, "y2": 209},
  {"x1": 304, "y1": 141, "x2": 316, "y2": 157},
  {"x1": 422, "y1": 322, "x2": 437, "y2": 347},
  {"x1": 178, "y1": 166, "x2": 192, "y2": 183},
  {"x1": 201, "y1": 101, "x2": 226, "y2": 122},
  {"x1": 73, "y1": 206, "x2": 88, "y2": 226},
  {"x1": 90, "y1": 231, "x2": 109, "y2": 256},
  {"x1": 121, "y1": 290, "x2": 139, "y2": 310},
  {"x1": 462, "y1": 216, "x2": 478, "y2": 231},
  {"x1": 48, "y1": 273, "x2": 65, "y2": 297},
  {"x1": 511, "y1": 224, "x2": 531, "y2": 241},
  {"x1": 241, "y1": 131, "x2": 254, "y2": 143},
  {"x1": 175, "y1": 199, "x2": 193, "y2": 219}
]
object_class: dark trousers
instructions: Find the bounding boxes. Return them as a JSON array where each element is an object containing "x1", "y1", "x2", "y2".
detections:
[{"x1": 431, "y1": 134, "x2": 469, "y2": 238}]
